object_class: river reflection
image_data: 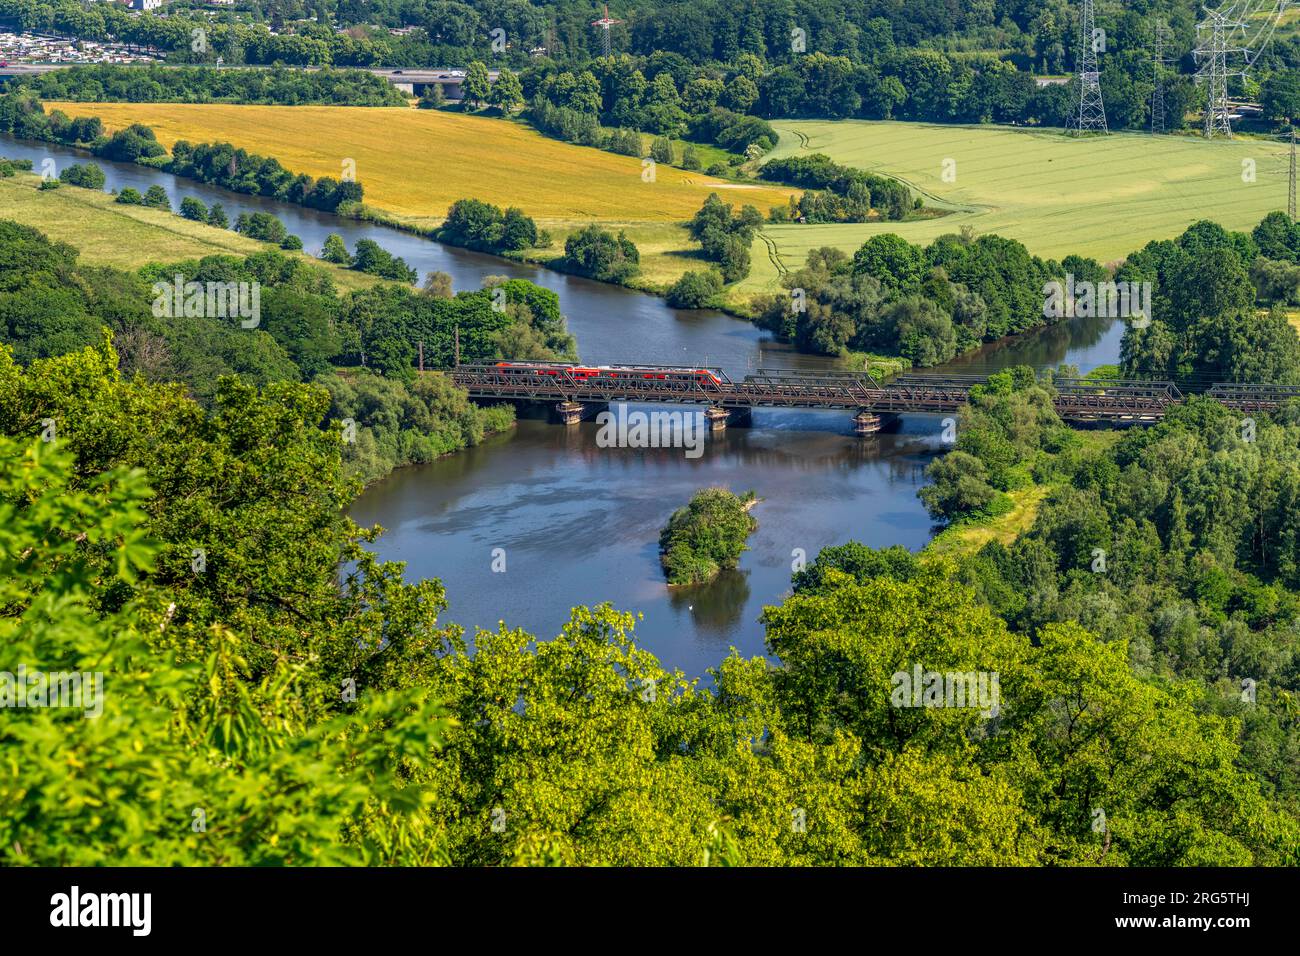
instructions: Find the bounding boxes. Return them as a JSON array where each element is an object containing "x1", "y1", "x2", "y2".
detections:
[{"x1": 347, "y1": 413, "x2": 944, "y2": 676}]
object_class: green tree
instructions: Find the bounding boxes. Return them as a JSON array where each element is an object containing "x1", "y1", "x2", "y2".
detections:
[
  {"x1": 321, "y1": 232, "x2": 351, "y2": 264},
  {"x1": 563, "y1": 225, "x2": 640, "y2": 282},
  {"x1": 659, "y1": 487, "x2": 758, "y2": 584},
  {"x1": 142, "y1": 184, "x2": 171, "y2": 211},
  {"x1": 179, "y1": 196, "x2": 209, "y2": 222},
  {"x1": 462, "y1": 60, "x2": 491, "y2": 109},
  {"x1": 489, "y1": 68, "x2": 524, "y2": 113}
]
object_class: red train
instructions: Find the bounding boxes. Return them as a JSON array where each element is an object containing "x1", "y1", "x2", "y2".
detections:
[{"x1": 492, "y1": 362, "x2": 724, "y2": 387}]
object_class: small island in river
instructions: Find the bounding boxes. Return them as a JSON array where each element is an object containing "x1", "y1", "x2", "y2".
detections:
[{"x1": 659, "y1": 487, "x2": 759, "y2": 586}]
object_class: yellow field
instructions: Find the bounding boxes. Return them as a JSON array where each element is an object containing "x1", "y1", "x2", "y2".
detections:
[
  {"x1": 0, "y1": 172, "x2": 378, "y2": 290},
  {"x1": 46, "y1": 103, "x2": 797, "y2": 231}
]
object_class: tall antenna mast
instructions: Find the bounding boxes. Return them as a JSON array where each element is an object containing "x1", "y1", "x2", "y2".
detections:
[
  {"x1": 1151, "y1": 18, "x2": 1172, "y2": 134},
  {"x1": 591, "y1": 3, "x2": 623, "y2": 58},
  {"x1": 1076, "y1": 0, "x2": 1108, "y2": 133}
]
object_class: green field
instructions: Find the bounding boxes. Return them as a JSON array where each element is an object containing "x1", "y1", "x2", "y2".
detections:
[
  {"x1": 741, "y1": 121, "x2": 1294, "y2": 294},
  {"x1": 0, "y1": 173, "x2": 379, "y2": 290}
]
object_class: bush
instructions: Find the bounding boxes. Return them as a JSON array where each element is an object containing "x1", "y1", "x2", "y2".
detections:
[
  {"x1": 351, "y1": 238, "x2": 417, "y2": 282},
  {"x1": 688, "y1": 193, "x2": 761, "y2": 282},
  {"x1": 179, "y1": 196, "x2": 209, "y2": 221},
  {"x1": 563, "y1": 225, "x2": 640, "y2": 283},
  {"x1": 321, "y1": 233, "x2": 351, "y2": 264},
  {"x1": 650, "y1": 136, "x2": 675, "y2": 165},
  {"x1": 761, "y1": 153, "x2": 911, "y2": 221},
  {"x1": 96, "y1": 123, "x2": 166, "y2": 162},
  {"x1": 417, "y1": 84, "x2": 446, "y2": 109},
  {"x1": 58, "y1": 162, "x2": 106, "y2": 189},
  {"x1": 605, "y1": 128, "x2": 643, "y2": 157},
  {"x1": 439, "y1": 197, "x2": 539, "y2": 254},
  {"x1": 235, "y1": 211, "x2": 288, "y2": 244},
  {"x1": 142, "y1": 184, "x2": 170, "y2": 211},
  {"x1": 666, "y1": 269, "x2": 724, "y2": 308},
  {"x1": 0, "y1": 157, "x2": 33, "y2": 176}
]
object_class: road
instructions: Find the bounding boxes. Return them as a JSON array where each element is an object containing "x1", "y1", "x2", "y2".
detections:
[{"x1": 0, "y1": 62, "x2": 498, "y2": 95}]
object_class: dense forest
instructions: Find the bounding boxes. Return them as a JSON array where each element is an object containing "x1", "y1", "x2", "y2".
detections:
[
  {"x1": 3, "y1": 336, "x2": 1298, "y2": 863},
  {"x1": 0, "y1": 217, "x2": 576, "y2": 481},
  {"x1": 9, "y1": 63, "x2": 409, "y2": 106},
  {"x1": 920, "y1": 367, "x2": 1300, "y2": 821},
  {"x1": 3, "y1": 0, "x2": 1298, "y2": 128},
  {"x1": 755, "y1": 213, "x2": 1300, "y2": 369}
]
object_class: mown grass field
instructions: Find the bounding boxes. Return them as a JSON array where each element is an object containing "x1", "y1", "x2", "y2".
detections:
[
  {"x1": 741, "y1": 120, "x2": 1293, "y2": 294},
  {"x1": 923, "y1": 484, "x2": 1051, "y2": 561},
  {"x1": 46, "y1": 102, "x2": 795, "y2": 229},
  {"x1": 0, "y1": 172, "x2": 379, "y2": 290}
]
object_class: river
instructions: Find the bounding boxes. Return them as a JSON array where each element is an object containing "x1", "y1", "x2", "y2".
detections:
[{"x1": 2, "y1": 133, "x2": 1123, "y2": 676}]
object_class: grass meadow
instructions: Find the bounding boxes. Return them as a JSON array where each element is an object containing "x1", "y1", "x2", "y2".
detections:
[
  {"x1": 0, "y1": 173, "x2": 380, "y2": 290},
  {"x1": 740, "y1": 120, "x2": 1293, "y2": 294}
]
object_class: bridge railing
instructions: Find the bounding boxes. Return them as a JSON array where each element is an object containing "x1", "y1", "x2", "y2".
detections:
[
  {"x1": 451, "y1": 363, "x2": 1300, "y2": 420},
  {"x1": 450, "y1": 363, "x2": 732, "y2": 399},
  {"x1": 1206, "y1": 383, "x2": 1300, "y2": 409},
  {"x1": 1053, "y1": 377, "x2": 1183, "y2": 401}
]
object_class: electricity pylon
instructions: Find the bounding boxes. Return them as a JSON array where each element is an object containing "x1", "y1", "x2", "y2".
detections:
[
  {"x1": 591, "y1": 4, "x2": 623, "y2": 58},
  {"x1": 1076, "y1": 0, "x2": 1108, "y2": 133}
]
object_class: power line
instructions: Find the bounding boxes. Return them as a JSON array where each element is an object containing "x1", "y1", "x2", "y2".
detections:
[
  {"x1": 1151, "y1": 18, "x2": 1172, "y2": 134},
  {"x1": 1194, "y1": 2, "x2": 1292, "y2": 139},
  {"x1": 1290, "y1": 127, "x2": 1297, "y2": 221},
  {"x1": 1195, "y1": 10, "x2": 1244, "y2": 139}
]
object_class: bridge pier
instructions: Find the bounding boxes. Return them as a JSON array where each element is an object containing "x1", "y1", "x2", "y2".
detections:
[
  {"x1": 705, "y1": 406, "x2": 751, "y2": 431},
  {"x1": 552, "y1": 400, "x2": 607, "y2": 425},
  {"x1": 854, "y1": 410, "x2": 884, "y2": 435}
]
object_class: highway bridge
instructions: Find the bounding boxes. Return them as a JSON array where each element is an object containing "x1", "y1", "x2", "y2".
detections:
[
  {"x1": 450, "y1": 363, "x2": 1300, "y2": 434},
  {"x1": 0, "y1": 62, "x2": 498, "y2": 97}
]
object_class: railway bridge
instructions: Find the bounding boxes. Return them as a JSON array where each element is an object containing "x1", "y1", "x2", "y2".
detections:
[{"x1": 450, "y1": 364, "x2": 1300, "y2": 435}]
